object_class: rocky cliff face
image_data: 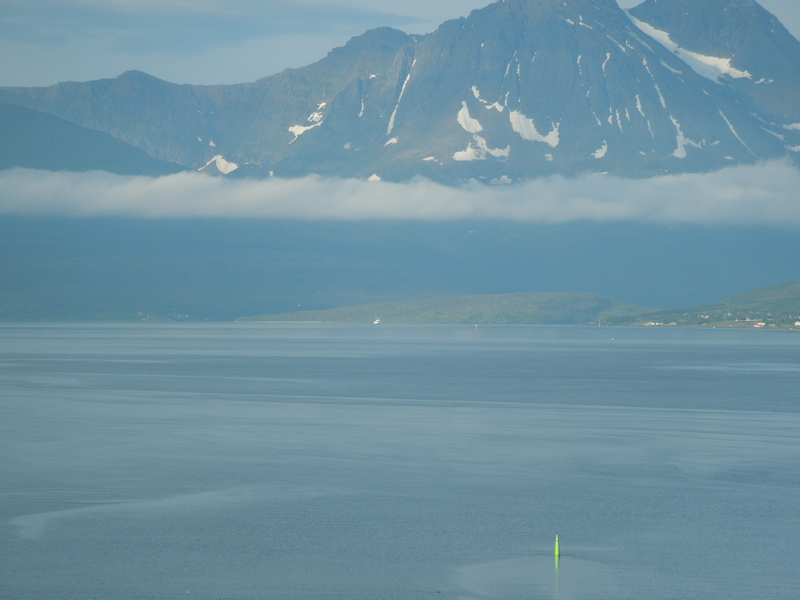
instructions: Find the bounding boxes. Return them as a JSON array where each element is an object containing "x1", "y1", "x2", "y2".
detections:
[
  {"x1": 1, "y1": 0, "x2": 799, "y2": 183},
  {"x1": 630, "y1": 0, "x2": 800, "y2": 121}
]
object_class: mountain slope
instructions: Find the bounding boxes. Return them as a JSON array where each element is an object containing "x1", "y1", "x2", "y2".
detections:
[
  {"x1": 630, "y1": 0, "x2": 800, "y2": 124},
  {"x1": 0, "y1": 0, "x2": 798, "y2": 182},
  {"x1": 0, "y1": 103, "x2": 184, "y2": 176},
  {"x1": 0, "y1": 28, "x2": 415, "y2": 171},
  {"x1": 237, "y1": 292, "x2": 649, "y2": 324},
  {"x1": 268, "y1": 0, "x2": 791, "y2": 181}
]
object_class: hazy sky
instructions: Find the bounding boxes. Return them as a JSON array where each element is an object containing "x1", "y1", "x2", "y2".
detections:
[{"x1": 1, "y1": 0, "x2": 799, "y2": 87}]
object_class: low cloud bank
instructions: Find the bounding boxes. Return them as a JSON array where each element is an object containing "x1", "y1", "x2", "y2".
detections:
[{"x1": 1, "y1": 162, "x2": 799, "y2": 225}]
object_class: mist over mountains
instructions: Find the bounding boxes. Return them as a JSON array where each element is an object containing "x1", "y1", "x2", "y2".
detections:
[{"x1": 1, "y1": 0, "x2": 800, "y2": 183}]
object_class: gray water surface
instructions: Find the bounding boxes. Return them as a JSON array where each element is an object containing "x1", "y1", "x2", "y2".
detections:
[{"x1": 1, "y1": 324, "x2": 798, "y2": 599}]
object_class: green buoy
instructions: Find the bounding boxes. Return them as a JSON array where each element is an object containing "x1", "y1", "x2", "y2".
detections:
[{"x1": 555, "y1": 534, "x2": 560, "y2": 558}]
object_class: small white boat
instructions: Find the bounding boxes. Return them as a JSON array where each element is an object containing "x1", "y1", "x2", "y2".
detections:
[{"x1": 373, "y1": 318, "x2": 381, "y2": 324}]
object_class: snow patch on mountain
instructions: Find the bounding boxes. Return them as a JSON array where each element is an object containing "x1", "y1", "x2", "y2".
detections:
[
  {"x1": 387, "y1": 60, "x2": 415, "y2": 136},
  {"x1": 660, "y1": 61, "x2": 682, "y2": 75},
  {"x1": 762, "y1": 128, "x2": 784, "y2": 141},
  {"x1": 199, "y1": 155, "x2": 238, "y2": 174},
  {"x1": 457, "y1": 102, "x2": 483, "y2": 134},
  {"x1": 289, "y1": 122, "x2": 321, "y2": 143},
  {"x1": 607, "y1": 36, "x2": 626, "y2": 54},
  {"x1": 289, "y1": 109, "x2": 326, "y2": 143},
  {"x1": 642, "y1": 58, "x2": 667, "y2": 108},
  {"x1": 670, "y1": 116, "x2": 702, "y2": 159},
  {"x1": 718, "y1": 109, "x2": 755, "y2": 155},
  {"x1": 592, "y1": 141, "x2": 608, "y2": 159},
  {"x1": 629, "y1": 15, "x2": 752, "y2": 83},
  {"x1": 472, "y1": 86, "x2": 503, "y2": 111},
  {"x1": 453, "y1": 135, "x2": 510, "y2": 161},
  {"x1": 509, "y1": 111, "x2": 560, "y2": 147}
]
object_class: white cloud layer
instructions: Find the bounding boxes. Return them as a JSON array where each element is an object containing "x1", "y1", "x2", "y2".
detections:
[{"x1": 1, "y1": 162, "x2": 800, "y2": 225}]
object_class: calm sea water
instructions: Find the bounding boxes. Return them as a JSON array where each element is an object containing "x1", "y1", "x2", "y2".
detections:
[{"x1": 1, "y1": 323, "x2": 799, "y2": 600}]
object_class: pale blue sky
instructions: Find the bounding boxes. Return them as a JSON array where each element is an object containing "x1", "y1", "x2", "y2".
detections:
[{"x1": 1, "y1": 0, "x2": 798, "y2": 87}]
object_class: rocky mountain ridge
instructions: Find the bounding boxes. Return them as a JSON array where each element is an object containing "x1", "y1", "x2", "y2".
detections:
[{"x1": 1, "y1": 0, "x2": 799, "y2": 183}]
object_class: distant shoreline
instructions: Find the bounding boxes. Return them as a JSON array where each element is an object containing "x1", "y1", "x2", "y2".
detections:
[
  {"x1": 1, "y1": 320, "x2": 798, "y2": 331},
  {"x1": 236, "y1": 282, "x2": 800, "y2": 329}
]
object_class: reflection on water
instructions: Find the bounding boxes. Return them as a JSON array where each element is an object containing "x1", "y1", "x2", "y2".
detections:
[
  {"x1": 554, "y1": 551, "x2": 559, "y2": 597},
  {"x1": 455, "y1": 553, "x2": 618, "y2": 600}
]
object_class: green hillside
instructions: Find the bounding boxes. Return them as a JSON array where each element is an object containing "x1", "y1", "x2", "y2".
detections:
[
  {"x1": 237, "y1": 292, "x2": 649, "y2": 324},
  {"x1": 240, "y1": 281, "x2": 800, "y2": 327},
  {"x1": 617, "y1": 280, "x2": 800, "y2": 327}
]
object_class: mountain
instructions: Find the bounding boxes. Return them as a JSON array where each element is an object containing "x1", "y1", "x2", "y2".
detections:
[
  {"x1": 0, "y1": 28, "x2": 414, "y2": 175},
  {"x1": 1, "y1": 0, "x2": 799, "y2": 182},
  {"x1": 0, "y1": 103, "x2": 184, "y2": 176},
  {"x1": 629, "y1": 0, "x2": 800, "y2": 123},
  {"x1": 618, "y1": 279, "x2": 800, "y2": 326},
  {"x1": 237, "y1": 292, "x2": 649, "y2": 324}
]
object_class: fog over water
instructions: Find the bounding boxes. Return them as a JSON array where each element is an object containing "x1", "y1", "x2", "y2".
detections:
[{"x1": 1, "y1": 323, "x2": 799, "y2": 599}]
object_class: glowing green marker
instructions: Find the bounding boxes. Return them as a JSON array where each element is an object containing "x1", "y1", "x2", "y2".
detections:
[{"x1": 555, "y1": 534, "x2": 560, "y2": 558}]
